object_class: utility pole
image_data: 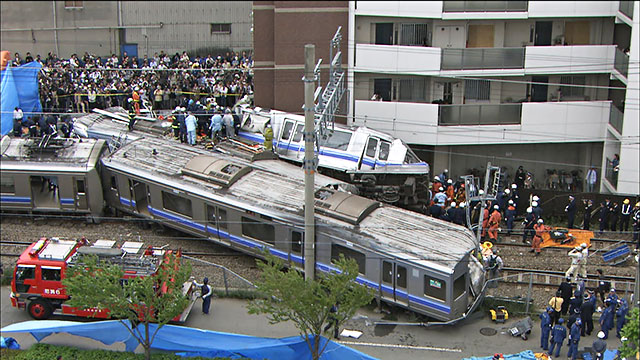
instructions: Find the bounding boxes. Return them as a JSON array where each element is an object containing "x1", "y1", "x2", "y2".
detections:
[
  {"x1": 303, "y1": 44, "x2": 316, "y2": 281},
  {"x1": 474, "y1": 162, "x2": 501, "y2": 253}
]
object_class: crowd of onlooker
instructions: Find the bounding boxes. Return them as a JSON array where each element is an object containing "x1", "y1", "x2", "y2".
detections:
[{"x1": 10, "y1": 50, "x2": 254, "y2": 114}]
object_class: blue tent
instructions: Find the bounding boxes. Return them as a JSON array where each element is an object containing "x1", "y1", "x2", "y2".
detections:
[
  {"x1": 1, "y1": 320, "x2": 377, "y2": 360},
  {"x1": 0, "y1": 62, "x2": 43, "y2": 135}
]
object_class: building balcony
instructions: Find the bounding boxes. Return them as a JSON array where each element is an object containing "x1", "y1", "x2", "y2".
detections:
[
  {"x1": 355, "y1": 44, "x2": 617, "y2": 76},
  {"x1": 609, "y1": 105, "x2": 624, "y2": 134},
  {"x1": 354, "y1": 99, "x2": 612, "y2": 146},
  {"x1": 614, "y1": 47, "x2": 630, "y2": 80},
  {"x1": 619, "y1": 0, "x2": 635, "y2": 20},
  {"x1": 604, "y1": 157, "x2": 619, "y2": 189},
  {"x1": 442, "y1": 1, "x2": 528, "y2": 12}
]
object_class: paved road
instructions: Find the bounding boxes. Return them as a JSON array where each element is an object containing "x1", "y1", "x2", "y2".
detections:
[{"x1": 0, "y1": 285, "x2": 622, "y2": 359}]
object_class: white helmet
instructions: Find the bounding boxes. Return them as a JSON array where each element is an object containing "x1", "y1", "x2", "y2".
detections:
[
  {"x1": 479, "y1": 189, "x2": 485, "y2": 195},
  {"x1": 526, "y1": 207, "x2": 533, "y2": 213},
  {"x1": 460, "y1": 202, "x2": 466, "y2": 208},
  {"x1": 532, "y1": 201, "x2": 538, "y2": 207},
  {"x1": 504, "y1": 189, "x2": 511, "y2": 194},
  {"x1": 451, "y1": 202, "x2": 457, "y2": 207},
  {"x1": 494, "y1": 205, "x2": 499, "y2": 210},
  {"x1": 508, "y1": 200, "x2": 514, "y2": 205},
  {"x1": 511, "y1": 183, "x2": 517, "y2": 189},
  {"x1": 533, "y1": 195, "x2": 540, "y2": 201},
  {"x1": 538, "y1": 219, "x2": 544, "y2": 223}
]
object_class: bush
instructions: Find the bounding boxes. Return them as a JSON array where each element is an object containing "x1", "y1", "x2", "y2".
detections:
[{"x1": 2, "y1": 343, "x2": 241, "y2": 360}]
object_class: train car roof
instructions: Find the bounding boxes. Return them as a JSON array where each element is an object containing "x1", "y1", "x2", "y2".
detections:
[
  {"x1": 72, "y1": 107, "x2": 171, "y2": 143},
  {"x1": 104, "y1": 136, "x2": 474, "y2": 274},
  {"x1": 0, "y1": 136, "x2": 105, "y2": 172}
]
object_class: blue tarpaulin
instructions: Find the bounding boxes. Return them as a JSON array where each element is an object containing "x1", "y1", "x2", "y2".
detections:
[
  {"x1": 0, "y1": 62, "x2": 43, "y2": 135},
  {"x1": 463, "y1": 350, "x2": 537, "y2": 360},
  {"x1": 0, "y1": 320, "x2": 377, "y2": 360},
  {"x1": 582, "y1": 349, "x2": 619, "y2": 360}
]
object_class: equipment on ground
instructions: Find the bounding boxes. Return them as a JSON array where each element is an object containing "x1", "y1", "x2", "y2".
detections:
[
  {"x1": 507, "y1": 316, "x2": 533, "y2": 340},
  {"x1": 490, "y1": 306, "x2": 509, "y2": 323}
]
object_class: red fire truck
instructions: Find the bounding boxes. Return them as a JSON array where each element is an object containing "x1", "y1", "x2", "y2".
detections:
[{"x1": 10, "y1": 237, "x2": 197, "y2": 322}]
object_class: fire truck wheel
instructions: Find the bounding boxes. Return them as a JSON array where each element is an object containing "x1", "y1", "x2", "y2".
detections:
[{"x1": 28, "y1": 299, "x2": 52, "y2": 320}]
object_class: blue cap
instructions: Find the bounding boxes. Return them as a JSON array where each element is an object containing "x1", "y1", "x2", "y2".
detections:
[
  {"x1": 203, "y1": 277, "x2": 208, "y2": 283},
  {"x1": 575, "y1": 318, "x2": 582, "y2": 324},
  {"x1": 557, "y1": 318, "x2": 564, "y2": 324}
]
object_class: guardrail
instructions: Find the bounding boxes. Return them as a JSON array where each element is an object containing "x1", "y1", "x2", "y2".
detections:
[
  {"x1": 439, "y1": 103, "x2": 522, "y2": 126},
  {"x1": 604, "y1": 157, "x2": 619, "y2": 189},
  {"x1": 442, "y1": 47, "x2": 525, "y2": 70},
  {"x1": 609, "y1": 105, "x2": 624, "y2": 134},
  {"x1": 619, "y1": 0, "x2": 635, "y2": 19},
  {"x1": 614, "y1": 47, "x2": 630, "y2": 78}
]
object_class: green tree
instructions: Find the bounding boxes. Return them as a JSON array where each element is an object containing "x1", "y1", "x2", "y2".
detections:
[
  {"x1": 248, "y1": 254, "x2": 374, "y2": 360},
  {"x1": 62, "y1": 253, "x2": 192, "y2": 360},
  {"x1": 619, "y1": 307, "x2": 639, "y2": 359}
]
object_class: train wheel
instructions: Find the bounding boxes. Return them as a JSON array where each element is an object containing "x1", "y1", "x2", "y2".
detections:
[{"x1": 28, "y1": 299, "x2": 52, "y2": 320}]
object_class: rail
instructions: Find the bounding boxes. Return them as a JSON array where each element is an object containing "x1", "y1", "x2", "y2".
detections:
[
  {"x1": 614, "y1": 47, "x2": 630, "y2": 78},
  {"x1": 609, "y1": 104, "x2": 624, "y2": 134},
  {"x1": 441, "y1": 47, "x2": 525, "y2": 70},
  {"x1": 619, "y1": 0, "x2": 635, "y2": 19}
]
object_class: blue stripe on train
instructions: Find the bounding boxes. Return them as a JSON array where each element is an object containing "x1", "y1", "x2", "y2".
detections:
[
  {"x1": 147, "y1": 204, "x2": 450, "y2": 314},
  {"x1": 1, "y1": 196, "x2": 31, "y2": 203},
  {"x1": 60, "y1": 198, "x2": 75, "y2": 205}
]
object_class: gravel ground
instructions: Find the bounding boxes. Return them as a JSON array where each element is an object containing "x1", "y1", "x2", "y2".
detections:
[{"x1": 0, "y1": 215, "x2": 262, "y2": 291}]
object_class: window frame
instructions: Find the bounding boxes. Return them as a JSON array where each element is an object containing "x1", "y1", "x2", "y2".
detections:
[
  {"x1": 161, "y1": 191, "x2": 193, "y2": 218},
  {"x1": 464, "y1": 79, "x2": 491, "y2": 101},
  {"x1": 241, "y1": 216, "x2": 275, "y2": 245},
  {"x1": 423, "y1": 274, "x2": 447, "y2": 302},
  {"x1": 64, "y1": 0, "x2": 83, "y2": 9},
  {"x1": 331, "y1": 244, "x2": 366, "y2": 275},
  {"x1": 1, "y1": 176, "x2": 15, "y2": 194},
  {"x1": 211, "y1": 23, "x2": 232, "y2": 34},
  {"x1": 453, "y1": 274, "x2": 466, "y2": 300}
]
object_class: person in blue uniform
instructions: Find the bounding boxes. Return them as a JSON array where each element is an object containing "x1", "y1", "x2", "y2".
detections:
[
  {"x1": 592, "y1": 331, "x2": 607, "y2": 360},
  {"x1": 505, "y1": 200, "x2": 516, "y2": 236},
  {"x1": 192, "y1": 277, "x2": 212, "y2": 315},
  {"x1": 567, "y1": 317, "x2": 582, "y2": 360},
  {"x1": 568, "y1": 289, "x2": 583, "y2": 315},
  {"x1": 600, "y1": 304, "x2": 614, "y2": 340},
  {"x1": 605, "y1": 288, "x2": 618, "y2": 309},
  {"x1": 580, "y1": 292, "x2": 595, "y2": 336},
  {"x1": 548, "y1": 318, "x2": 567, "y2": 358},
  {"x1": 615, "y1": 298, "x2": 628, "y2": 338},
  {"x1": 539, "y1": 307, "x2": 553, "y2": 350}
]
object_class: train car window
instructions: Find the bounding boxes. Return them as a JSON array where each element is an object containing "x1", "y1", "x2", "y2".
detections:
[
  {"x1": 318, "y1": 130, "x2": 352, "y2": 151},
  {"x1": 76, "y1": 179, "x2": 86, "y2": 194},
  {"x1": 365, "y1": 138, "x2": 378, "y2": 157},
  {"x1": 110, "y1": 176, "x2": 118, "y2": 190},
  {"x1": 404, "y1": 149, "x2": 421, "y2": 164},
  {"x1": 291, "y1": 231, "x2": 303, "y2": 254},
  {"x1": 241, "y1": 217, "x2": 275, "y2": 245},
  {"x1": 281, "y1": 121, "x2": 294, "y2": 140},
  {"x1": 15, "y1": 265, "x2": 36, "y2": 280},
  {"x1": 218, "y1": 208, "x2": 227, "y2": 230},
  {"x1": 331, "y1": 244, "x2": 366, "y2": 275},
  {"x1": 379, "y1": 141, "x2": 391, "y2": 161},
  {"x1": 453, "y1": 274, "x2": 466, "y2": 300},
  {"x1": 292, "y1": 124, "x2": 304, "y2": 142},
  {"x1": 1, "y1": 177, "x2": 15, "y2": 194},
  {"x1": 382, "y1": 261, "x2": 392, "y2": 283},
  {"x1": 424, "y1": 275, "x2": 446, "y2": 302},
  {"x1": 41, "y1": 267, "x2": 61, "y2": 281},
  {"x1": 161, "y1": 191, "x2": 193, "y2": 218},
  {"x1": 397, "y1": 265, "x2": 407, "y2": 288}
]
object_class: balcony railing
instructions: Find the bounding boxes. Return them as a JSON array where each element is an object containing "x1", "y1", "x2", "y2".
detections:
[
  {"x1": 619, "y1": 1, "x2": 635, "y2": 19},
  {"x1": 442, "y1": 48, "x2": 525, "y2": 70},
  {"x1": 604, "y1": 157, "x2": 619, "y2": 189},
  {"x1": 614, "y1": 48, "x2": 629, "y2": 78},
  {"x1": 438, "y1": 103, "x2": 522, "y2": 126},
  {"x1": 443, "y1": 1, "x2": 528, "y2": 12},
  {"x1": 609, "y1": 105, "x2": 624, "y2": 134}
]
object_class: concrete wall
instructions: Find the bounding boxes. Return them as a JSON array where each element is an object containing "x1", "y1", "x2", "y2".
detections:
[
  {"x1": 1, "y1": 1, "x2": 118, "y2": 58},
  {"x1": 120, "y1": 1, "x2": 252, "y2": 58}
]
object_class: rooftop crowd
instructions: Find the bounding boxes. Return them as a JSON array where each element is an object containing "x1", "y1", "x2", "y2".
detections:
[{"x1": 10, "y1": 50, "x2": 254, "y2": 115}]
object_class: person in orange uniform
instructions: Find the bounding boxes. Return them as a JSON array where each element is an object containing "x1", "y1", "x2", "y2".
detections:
[
  {"x1": 132, "y1": 88, "x2": 141, "y2": 115},
  {"x1": 488, "y1": 205, "x2": 502, "y2": 242},
  {"x1": 532, "y1": 218, "x2": 547, "y2": 256},
  {"x1": 482, "y1": 202, "x2": 491, "y2": 238},
  {"x1": 445, "y1": 179, "x2": 455, "y2": 202}
]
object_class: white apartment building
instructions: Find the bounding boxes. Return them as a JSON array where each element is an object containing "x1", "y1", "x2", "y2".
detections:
[{"x1": 347, "y1": 1, "x2": 639, "y2": 195}]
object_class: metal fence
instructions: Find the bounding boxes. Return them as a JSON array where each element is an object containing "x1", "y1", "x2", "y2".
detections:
[
  {"x1": 441, "y1": 48, "x2": 525, "y2": 70},
  {"x1": 604, "y1": 158, "x2": 618, "y2": 189},
  {"x1": 443, "y1": 1, "x2": 528, "y2": 12},
  {"x1": 439, "y1": 103, "x2": 522, "y2": 126},
  {"x1": 184, "y1": 255, "x2": 257, "y2": 296}
]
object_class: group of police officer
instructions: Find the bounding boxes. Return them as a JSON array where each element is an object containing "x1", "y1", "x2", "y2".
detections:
[{"x1": 540, "y1": 284, "x2": 629, "y2": 360}]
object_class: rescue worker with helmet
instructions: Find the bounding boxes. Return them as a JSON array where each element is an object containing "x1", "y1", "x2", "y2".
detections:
[
  {"x1": 263, "y1": 120, "x2": 274, "y2": 152},
  {"x1": 505, "y1": 200, "x2": 516, "y2": 236},
  {"x1": 599, "y1": 297, "x2": 615, "y2": 339},
  {"x1": 522, "y1": 206, "x2": 536, "y2": 244},
  {"x1": 566, "y1": 317, "x2": 582, "y2": 360},
  {"x1": 592, "y1": 331, "x2": 607, "y2": 360},
  {"x1": 548, "y1": 317, "x2": 567, "y2": 358},
  {"x1": 488, "y1": 205, "x2": 501, "y2": 242},
  {"x1": 620, "y1": 198, "x2": 632, "y2": 233},
  {"x1": 531, "y1": 218, "x2": 547, "y2": 256},
  {"x1": 132, "y1": 88, "x2": 141, "y2": 115},
  {"x1": 539, "y1": 307, "x2": 553, "y2": 351}
]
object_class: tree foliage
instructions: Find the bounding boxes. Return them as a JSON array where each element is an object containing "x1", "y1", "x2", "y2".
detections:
[
  {"x1": 247, "y1": 254, "x2": 374, "y2": 360},
  {"x1": 619, "y1": 306, "x2": 639, "y2": 359},
  {"x1": 62, "y1": 253, "x2": 192, "y2": 360}
]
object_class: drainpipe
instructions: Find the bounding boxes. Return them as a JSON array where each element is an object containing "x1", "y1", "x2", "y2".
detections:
[{"x1": 52, "y1": 1, "x2": 60, "y2": 56}]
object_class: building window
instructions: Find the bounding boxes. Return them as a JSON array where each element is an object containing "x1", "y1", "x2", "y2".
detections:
[
  {"x1": 399, "y1": 78, "x2": 428, "y2": 102},
  {"x1": 242, "y1": 217, "x2": 275, "y2": 245},
  {"x1": 424, "y1": 275, "x2": 447, "y2": 301},
  {"x1": 1, "y1": 176, "x2": 15, "y2": 194},
  {"x1": 464, "y1": 79, "x2": 490, "y2": 101},
  {"x1": 211, "y1": 23, "x2": 232, "y2": 34},
  {"x1": 331, "y1": 244, "x2": 366, "y2": 275},
  {"x1": 560, "y1": 76, "x2": 585, "y2": 99},
  {"x1": 399, "y1": 23, "x2": 429, "y2": 46},
  {"x1": 161, "y1": 191, "x2": 193, "y2": 218},
  {"x1": 64, "y1": 0, "x2": 83, "y2": 8}
]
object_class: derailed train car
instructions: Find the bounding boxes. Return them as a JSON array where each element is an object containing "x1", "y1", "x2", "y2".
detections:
[{"x1": 100, "y1": 136, "x2": 484, "y2": 321}]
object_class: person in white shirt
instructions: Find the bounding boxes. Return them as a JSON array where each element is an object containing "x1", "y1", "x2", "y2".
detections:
[{"x1": 585, "y1": 167, "x2": 597, "y2": 193}]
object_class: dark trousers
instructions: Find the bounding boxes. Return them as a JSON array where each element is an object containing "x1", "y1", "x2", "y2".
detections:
[
  {"x1": 548, "y1": 341, "x2": 562, "y2": 357},
  {"x1": 202, "y1": 296, "x2": 211, "y2": 314},
  {"x1": 324, "y1": 318, "x2": 339, "y2": 339},
  {"x1": 620, "y1": 215, "x2": 630, "y2": 232},
  {"x1": 568, "y1": 214, "x2": 575, "y2": 229},
  {"x1": 581, "y1": 314, "x2": 593, "y2": 336},
  {"x1": 567, "y1": 340, "x2": 579, "y2": 360},
  {"x1": 541, "y1": 328, "x2": 550, "y2": 350},
  {"x1": 550, "y1": 310, "x2": 561, "y2": 326}
]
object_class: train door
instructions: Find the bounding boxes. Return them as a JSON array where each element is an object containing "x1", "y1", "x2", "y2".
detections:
[
  {"x1": 128, "y1": 179, "x2": 150, "y2": 215},
  {"x1": 282, "y1": 121, "x2": 305, "y2": 160},
  {"x1": 289, "y1": 229, "x2": 304, "y2": 265},
  {"x1": 206, "y1": 204, "x2": 230, "y2": 246},
  {"x1": 73, "y1": 177, "x2": 88, "y2": 210},
  {"x1": 276, "y1": 119, "x2": 296, "y2": 157},
  {"x1": 359, "y1": 137, "x2": 379, "y2": 170},
  {"x1": 30, "y1": 175, "x2": 59, "y2": 209},
  {"x1": 381, "y1": 260, "x2": 409, "y2": 307}
]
